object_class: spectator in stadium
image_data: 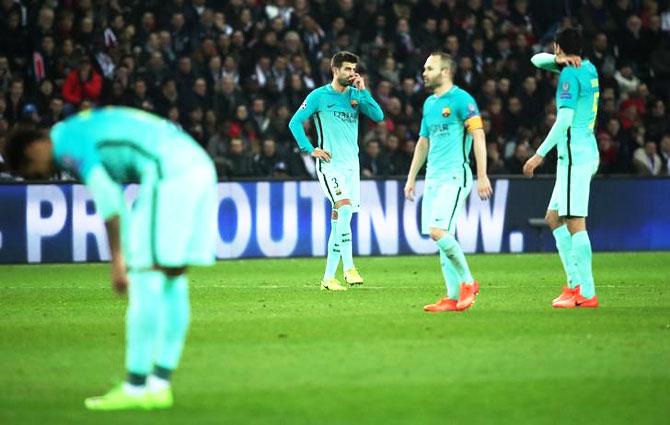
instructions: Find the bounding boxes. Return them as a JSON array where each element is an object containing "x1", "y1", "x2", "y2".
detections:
[
  {"x1": 254, "y1": 137, "x2": 285, "y2": 177},
  {"x1": 223, "y1": 137, "x2": 255, "y2": 178},
  {"x1": 505, "y1": 143, "x2": 532, "y2": 175},
  {"x1": 360, "y1": 139, "x2": 389, "y2": 178},
  {"x1": 62, "y1": 57, "x2": 102, "y2": 110},
  {"x1": 633, "y1": 140, "x2": 662, "y2": 175},
  {"x1": 660, "y1": 134, "x2": 670, "y2": 175}
]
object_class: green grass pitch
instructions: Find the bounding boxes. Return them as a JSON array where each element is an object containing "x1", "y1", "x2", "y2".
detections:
[{"x1": 1, "y1": 252, "x2": 669, "y2": 425}]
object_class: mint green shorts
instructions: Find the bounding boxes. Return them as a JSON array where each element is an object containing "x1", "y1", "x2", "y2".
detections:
[
  {"x1": 421, "y1": 179, "x2": 473, "y2": 235},
  {"x1": 548, "y1": 160, "x2": 599, "y2": 217},
  {"x1": 124, "y1": 160, "x2": 218, "y2": 270}
]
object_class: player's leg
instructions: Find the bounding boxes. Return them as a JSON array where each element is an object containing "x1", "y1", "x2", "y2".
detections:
[
  {"x1": 547, "y1": 166, "x2": 582, "y2": 306},
  {"x1": 565, "y1": 161, "x2": 599, "y2": 306},
  {"x1": 317, "y1": 168, "x2": 346, "y2": 290},
  {"x1": 343, "y1": 169, "x2": 363, "y2": 285},
  {"x1": 323, "y1": 209, "x2": 341, "y2": 279},
  {"x1": 426, "y1": 182, "x2": 478, "y2": 311},
  {"x1": 148, "y1": 163, "x2": 216, "y2": 407},
  {"x1": 554, "y1": 161, "x2": 599, "y2": 308},
  {"x1": 86, "y1": 178, "x2": 162, "y2": 411}
]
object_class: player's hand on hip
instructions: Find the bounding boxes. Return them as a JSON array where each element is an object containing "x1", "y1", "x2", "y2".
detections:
[
  {"x1": 523, "y1": 154, "x2": 544, "y2": 177},
  {"x1": 111, "y1": 258, "x2": 128, "y2": 294},
  {"x1": 556, "y1": 54, "x2": 581, "y2": 68},
  {"x1": 350, "y1": 73, "x2": 365, "y2": 90},
  {"x1": 477, "y1": 176, "x2": 493, "y2": 200},
  {"x1": 404, "y1": 179, "x2": 416, "y2": 201},
  {"x1": 311, "y1": 148, "x2": 331, "y2": 162}
]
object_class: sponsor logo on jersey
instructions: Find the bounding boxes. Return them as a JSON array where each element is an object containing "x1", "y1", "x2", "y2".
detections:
[
  {"x1": 429, "y1": 123, "x2": 450, "y2": 135},
  {"x1": 333, "y1": 111, "x2": 357, "y2": 123}
]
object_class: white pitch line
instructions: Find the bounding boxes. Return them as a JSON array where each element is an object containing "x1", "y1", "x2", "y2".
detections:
[{"x1": 0, "y1": 284, "x2": 634, "y2": 290}]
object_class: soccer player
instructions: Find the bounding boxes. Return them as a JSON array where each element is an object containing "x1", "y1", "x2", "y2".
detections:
[
  {"x1": 289, "y1": 51, "x2": 384, "y2": 291},
  {"x1": 3, "y1": 107, "x2": 218, "y2": 409},
  {"x1": 523, "y1": 27, "x2": 600, "y2": 308},
  {"x1": 404, "y1": 52, "x2": 493, "y2": 312}
]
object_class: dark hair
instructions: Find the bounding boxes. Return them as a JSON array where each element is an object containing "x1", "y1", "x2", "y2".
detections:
[
  {"x1": 331, "y1": 51, "x2": 359, "y2": 68},
  {"x1": 3, "y1": 127, "x2": 46, "y2": 174},
  {"x1": 430, "y1": 51, "x2": 456, "y2": 72},
  {"x1": 555, "y1": 27, "x2": 582, "y2": 56}
]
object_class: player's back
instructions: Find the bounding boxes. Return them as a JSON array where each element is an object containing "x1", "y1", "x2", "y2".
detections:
[
  {"x1": 557, "y1": 61, "x2": 599, "y2": 164},
  {"x1": 568, "y1": 60, "x2": 599, "y2": 130},
  {"x1": 52, "y1": 107, "x2": 210, "y2": 182}
]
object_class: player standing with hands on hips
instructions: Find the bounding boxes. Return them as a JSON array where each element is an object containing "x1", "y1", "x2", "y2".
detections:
[
  {"x1": 524, "y1": 27, "x2": 600, "y2": 308},
  {"x1": 289, "y1": 51, "x2": 384, "y2": 291},
  {"x1": 405, "y1": 52, "x2": 493, "y2": 312}
]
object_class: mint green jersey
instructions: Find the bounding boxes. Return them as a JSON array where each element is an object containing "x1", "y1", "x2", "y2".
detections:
[
  {"x1": 419, "y1": 85, "x2": 481, "y2": 184},
  {"x1": 556, "y1": 60, "x2": 600, "y2": 164},
  {"x1": 52, "y1": 107, "x2": 210, "y2": 182},
  {"x1": 50, "y1": 107, "x2": 213, "y2": 220},
  {"x1": 288, "y1": 84, "x2": 384, "y2": 170}
]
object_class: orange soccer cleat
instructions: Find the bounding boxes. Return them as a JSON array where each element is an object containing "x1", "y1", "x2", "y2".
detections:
[
  {"x1": 575, "y1": 293, "x2": 599, "y2": 308},
  {"x1": 456, "y1": 281, "x2": 479, "y2": 311},
  {"x1": 552, "y1": 286, "x2": 578, "y2": 307},
  {"x1": 552, "y1": 285, "x2": 599, "y2": 308},
  {"x1": 424, "y1": 297, "x2": 458, "y2": 312}
]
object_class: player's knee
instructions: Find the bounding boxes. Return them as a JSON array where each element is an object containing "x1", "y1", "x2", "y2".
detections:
[
  {"x1": 331, "y1": 210, "x2": 338, "y2": 220},
  {"x1": 335, "y1": 199, "x2": 351, "y2": 209},
  {"x1": 160, "y1": 266, "x2": 187, "y2": 277},
  {"x1": 544, "y1": 211, "x2": 560, "y2": 229},
  {"x1": 429, "y1": 228, "x2": 445, "y2": 241}
]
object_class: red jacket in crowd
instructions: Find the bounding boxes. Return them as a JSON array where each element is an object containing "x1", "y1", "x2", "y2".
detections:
[{"x1": 62, "y1": 66, "x2": 102, "y2": 106}]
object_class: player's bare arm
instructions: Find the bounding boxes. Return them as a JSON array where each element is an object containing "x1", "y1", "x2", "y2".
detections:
[
  {"x1": 404, "y1": 136, "x2": 429, "y2": 201},
  {"x1": 105, "y1": 215, "x2": 128, "y2": 294},
  {"x1": 523, "y1": 154, "x2": 544, "y2": 177},
  {"x1": 471, "y1": 128, "x2": 493, "y2": 200}
]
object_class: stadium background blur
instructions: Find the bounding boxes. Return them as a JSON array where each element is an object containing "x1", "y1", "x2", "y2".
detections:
[{"x1": 1, "y1": 0, "x2": 670, "y2": 180}]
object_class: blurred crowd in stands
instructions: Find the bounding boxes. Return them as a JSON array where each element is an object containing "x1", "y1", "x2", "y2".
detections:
[{"x1": 1, "y1": 0, "x2": 670, "y2": 180}]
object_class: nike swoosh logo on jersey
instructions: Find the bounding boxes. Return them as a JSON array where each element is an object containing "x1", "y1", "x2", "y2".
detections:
[{"x1": 327, "y1": 103, "x2": 336, "y2": 108}]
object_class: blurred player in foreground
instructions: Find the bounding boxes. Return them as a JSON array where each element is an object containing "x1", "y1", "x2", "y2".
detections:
[{"x1": 4, "y1": 107, "x2": 218, "y2": 409}]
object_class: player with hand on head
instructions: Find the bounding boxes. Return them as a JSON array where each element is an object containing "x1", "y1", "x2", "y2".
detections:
[
  {"x1": 289, "y1": 51, "x2": 384, "y2": 291},
  {"x1": 3, "y1": 107, "x2": 218, "y2": 410},
  {"x1": 404, "y1": 52, "x2": 493, "y2": 312},
  {"x1": 524, "y1": 27, "x2": 600, "y2": 308}
]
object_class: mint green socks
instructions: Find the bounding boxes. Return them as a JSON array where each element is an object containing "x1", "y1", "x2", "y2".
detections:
[
  {"x1": 324, "y1": 219, "x2": 341, "y2": 279},
  {"x1": 126, "y1": 271, "x2": 191, "y2": 377},
  {"x1": 337, "y1": 204, "x2": 354, "y2": 270},
  {"x1": 126, "y1": 270, "x2": 164, "y2": 375},
  {"x1": 436, "y1": 234, "x2": 474, "y2": 284},
  {"x1": 572, "y1": 231, "x2": 596, "y2": 298},
  {"x1": 155, "y1": 274, "x2": 190, "y2": 370},
  {"x1": 552, "y1": 225, "x2": 580, "y2": 288},
  {"x1": 439, "y1": 249, "x2": 461, "y2": 300}
]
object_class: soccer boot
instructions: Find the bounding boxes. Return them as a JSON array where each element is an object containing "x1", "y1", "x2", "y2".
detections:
[
  {"x1": 320, "y1": 277, "x2": 347, "y2": 291},
  {"x1": 552, "y1": 286, "x2": 578, "y2": 307},
  {"x1": 343, "y1": 268, "x2": 364, "y2": 286},
  {"x1": 147, "y1": 387, "x2": 174, "y2": 410},
  {"x1": 456, "y1": 281, "x2": 479, "y2": 311},
  {"x1": 84, "y1": 384, "x2": 151, "y2": 411},
  {"x1": 424, "y1": 297, "x2": 459, "y2": 312},
  {"x1": 575, "y1": 293, "x2": 599, "y2": 308}
]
